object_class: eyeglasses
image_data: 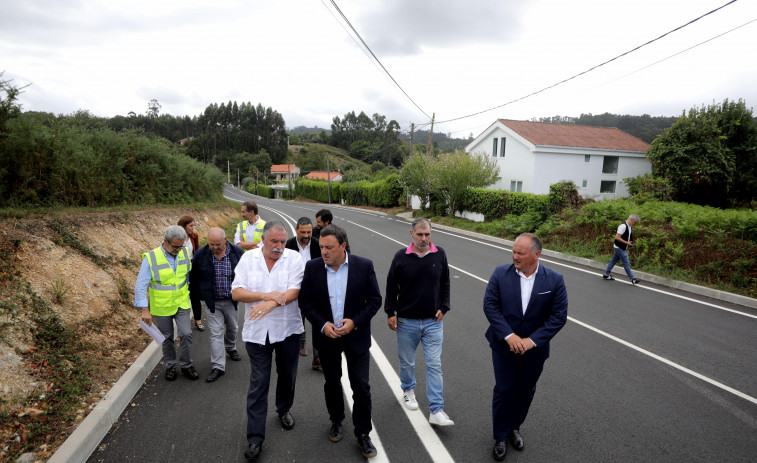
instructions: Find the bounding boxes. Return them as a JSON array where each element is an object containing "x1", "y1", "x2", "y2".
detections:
[{"x1": 166, "y1": 241, "x2": 184, "y2": 250}]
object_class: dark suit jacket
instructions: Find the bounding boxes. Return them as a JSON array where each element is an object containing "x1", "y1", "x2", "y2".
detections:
[
  {"x1": 189, "y1": 241, "x2": 244, "y2": 313},
  {"x1": 298, "y1": 254, "x2": 382, "y2": 354},
  {"x1": 285, "y1": 236, "x2": 321, "y2": 260},
  {"x1": 483, "y1": 263, "x2": 568, "y2": 360}
]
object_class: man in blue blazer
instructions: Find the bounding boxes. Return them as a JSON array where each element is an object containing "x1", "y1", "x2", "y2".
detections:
[
  {"x1": 483, "y1": 233, "x2": 568, "y2": 461},
  {"x1": 298, "y1": 225, "x2": 382, "y2": 459}
]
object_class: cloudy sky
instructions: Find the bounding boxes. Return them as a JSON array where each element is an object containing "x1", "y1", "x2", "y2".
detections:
[{"x1": 2, "y1": 0, "x2": 756, "y2": 138}]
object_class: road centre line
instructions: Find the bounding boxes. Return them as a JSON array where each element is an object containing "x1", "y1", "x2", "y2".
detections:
[{"x1": 346, "y1": 220, "x2": 757, "y2": 408}]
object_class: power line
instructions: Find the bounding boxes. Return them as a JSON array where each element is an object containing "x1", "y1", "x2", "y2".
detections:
[
  {"x1": 435, "y1": 0, "x2": 739, "y2": 125},
  {"x1": 322, "y1": 0, "x2": 431, "y2": 120},
  {"x1": 592, "y1": 17, "x2": 757, "y2": 90}
]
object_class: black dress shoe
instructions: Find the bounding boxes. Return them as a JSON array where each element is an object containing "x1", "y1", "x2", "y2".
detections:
[
  {"x1": 493, "y1": 441, "x2": 507, "y2": 461},
  {"x1": 509, "y1": 429, "x2": 524, "y2": 451},
  {"x1": 205, "y1": 368, "x2": 225, "y2": 383},
  {"x1": 244, "y1": 443, "x2": 262, "y2": 460},
  {"x1": 227, "y1": 350, "x2": 242, "y2": 361},
  {"x1": 164, "y1": 367, "x2": 177, "y2": 381},
  {"x1": 357, "y1": 434, "x2": 377, "y2": 458},
  {"x1": 181, "y1": 366, "x2": 199, "y2": 380},
  {"x1": 328, "y1": 421, "x2": 343, "y2": 442},
  {"x1": 279, "y1": 411, "x2": 294, "y2": 430}
]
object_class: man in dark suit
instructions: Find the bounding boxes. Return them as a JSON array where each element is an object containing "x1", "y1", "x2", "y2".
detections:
[
  {"x1": 299, "y1": 225, "x2": 382, "y2": 459},
  {"x1": 285, "y1": 217, "x2": 322, "y2": 369},
  {"x1": 483, "y1": 233, "x2": 568, "y2": 461},
  {"x1": 189, "y1": 228, "x2": 245, "y2": 382}
]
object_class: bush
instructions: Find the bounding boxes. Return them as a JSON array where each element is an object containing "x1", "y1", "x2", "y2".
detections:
[
  {"x1": 294, "y1": 179, "x2": 342, "y2": 203},
  {"x1": 341, "y1": 175, "x2": 403, "y2": 208},
  {"x1": 459, "y1": 188, "x2": 551, "y2": 221},
  {"x1": 624, "y1": 174, "x2": 674, "y2": 202}
]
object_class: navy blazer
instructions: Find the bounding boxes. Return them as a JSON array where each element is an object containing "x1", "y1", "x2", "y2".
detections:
[
  {"x1": 285, "y1": 236, "x2": 321, "y2": 260},
  {"x1": 483, "y1": 263, "x2": 568, "y2": 359},
  {"x1": 189, "y1": 241, "x2": 244, "y2": 313},
  {"x1": 298, "y1": 254, "x2": 382, "y2": 354}
]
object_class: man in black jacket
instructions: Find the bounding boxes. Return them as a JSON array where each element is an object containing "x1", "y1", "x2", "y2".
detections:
[
  {"x1": 190, "y1": 228, "x2": 245, "y2": 382},
  {"x1": 285, "y1": 217, "x2": 322, "y2": 369}
]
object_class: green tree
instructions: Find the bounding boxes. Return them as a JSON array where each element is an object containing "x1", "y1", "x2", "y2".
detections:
[
  {"x1": 399, "y1": 154, "x2": 435, "y2": 209},
  {"x1": 432, "y1": 151, "x2": 500, "y2": 215},
  {"x1": 647, "y1": 99, "x2": 757, "y2": 207}
]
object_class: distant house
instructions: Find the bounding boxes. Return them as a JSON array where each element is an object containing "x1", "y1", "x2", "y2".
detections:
[
  {"x1": 465, "y1": 119, "x2": 651, "y2": 198},
  {"x1": 270, "y1": 164, "x2": 300, "y2": 182},
  {"x1": 305, "y1": 171, "x2": 343, "y2": 182}
]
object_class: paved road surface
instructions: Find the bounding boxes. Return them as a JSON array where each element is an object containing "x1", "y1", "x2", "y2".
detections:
[{"x1": 87, "y1": 186, "x2": 757, "y2": 462}]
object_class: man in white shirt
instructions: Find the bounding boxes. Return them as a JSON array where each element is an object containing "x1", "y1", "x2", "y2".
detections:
[
  {"x1": 285, "y1": 217, "x2": 322, "y2": 368},
  {"x1": 232, "y1": 220, "x2": 305, "y2": 461}
]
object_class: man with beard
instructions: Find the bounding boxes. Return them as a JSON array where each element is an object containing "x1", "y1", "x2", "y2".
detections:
[
  {"x1": 285, "y1": 217, "x2": 322, "y2": 369},
  {"x1": 232, "y1": 220, "x2": 305, "y2": 461},
  {"x1": 134, "y1": 225, "x2": 199, "y2": 381}
]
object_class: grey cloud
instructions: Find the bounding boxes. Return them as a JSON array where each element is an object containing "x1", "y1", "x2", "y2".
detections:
[{"x1": 357, "y1": 0, "x2": 528, "y2": 57}]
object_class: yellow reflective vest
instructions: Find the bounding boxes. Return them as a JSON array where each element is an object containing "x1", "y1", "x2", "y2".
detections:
[
  {"x1": 237, "y1": 219, "x2": 266, "y2": 251},
  {"x1": 143, "y1": 246, "x2": 191, "y2": 316}
]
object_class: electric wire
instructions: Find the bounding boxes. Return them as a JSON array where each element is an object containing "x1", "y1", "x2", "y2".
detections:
[{"x1": 434, "y1": 0, "x2": 739, "y2": 125}]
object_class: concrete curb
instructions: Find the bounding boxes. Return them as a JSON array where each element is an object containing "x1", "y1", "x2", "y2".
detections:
[
  {"x1": 393, "y1": 213, "x2": 757, "y2": 310},
  {"x1": 47, "y1": 341, "x2": 162, "y2": 463}
]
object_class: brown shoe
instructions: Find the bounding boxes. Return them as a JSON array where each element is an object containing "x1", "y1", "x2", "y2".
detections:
[
  {"x1": 299, "y1": 347, "x2": 308, "y2": 356},
  {"x1": 312, "y1": 356, "x2": 321, "y2": 370}
]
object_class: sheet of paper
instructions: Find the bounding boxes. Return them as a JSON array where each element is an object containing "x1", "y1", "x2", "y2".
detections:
[{"x1": 139, "y1": 320, "x2": 166, "y2": 344}]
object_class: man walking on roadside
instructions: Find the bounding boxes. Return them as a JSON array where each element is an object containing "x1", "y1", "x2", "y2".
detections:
[
  {"x1": 483, "y1": 233, "x2": 568, "y2": 461},
  {"x1": 385, "y1": 218, "x2": 453, "y2": 426},
  {"x1": 190, "y1": 228, "x2": 245, "y2": 383},
  {"x1": 235, "y1": 201, "x2": 266, "y2": 252},
  {"x1": 134, "y1": 225, "x2": 199, "y2": 382},
  {"x1": 285, "y1": 217, "x2": 322, "y2": 370},
  {"x1": 299, "y1": 225, "x2": 382, "y2": 459},
  {"x1": 602, "y1": 214, "x2": 641, "y2": 284},
  {"x1": 313, "y1": 208, "x2": 350, "y2": 253},
  {"x1": 232, "y1": 221, "x2": 305, "y2": 461}
]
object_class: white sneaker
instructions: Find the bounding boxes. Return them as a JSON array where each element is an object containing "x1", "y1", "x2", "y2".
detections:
[
  {"x1": 403, "y1": 389, "x2": 419, "y2": 410},
  {"x1": 429, "y1": 410, "x2": 454, "y2": 426}
]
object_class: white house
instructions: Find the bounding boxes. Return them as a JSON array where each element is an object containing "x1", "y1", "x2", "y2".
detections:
[
  {"x1": 465, "y1": 119, "x2": 651, "y2": 199},
  {"x1": 271, "y1": 164, "x2": 301, "y2": 182}
]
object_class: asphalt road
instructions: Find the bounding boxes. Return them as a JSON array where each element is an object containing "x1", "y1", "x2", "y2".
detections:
[{"x1": 88, "y1": 186, "x2": 757, "y2": 462}]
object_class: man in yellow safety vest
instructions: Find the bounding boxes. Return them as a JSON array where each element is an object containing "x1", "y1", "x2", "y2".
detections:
[
  {"x1": 235, "y1": 201, "x2": 266, "y2": 252},
  {"x1": 134, "y1": 225, "x2": 199, "y2": 381}
]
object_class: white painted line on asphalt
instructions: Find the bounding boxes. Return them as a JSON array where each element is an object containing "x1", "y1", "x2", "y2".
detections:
[
  {"x1": 369, "y1": 336, "x2": 456, "y2": 463},
  {"x1": 569, "y1": 317, "x2": 757, "y2": 406},
  {"x1": 347, "y1": 219, "x2": 757, "y2": 408}
]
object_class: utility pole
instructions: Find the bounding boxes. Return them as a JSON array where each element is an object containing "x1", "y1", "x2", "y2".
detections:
[
  {"x1": 407, "y1": 123, "x2": 414, "y2": 209},
  {"x1": 426, "y1": 113, "x2": 435, "y2": 156},
  {"x1": 227, "y1": 160, "x2": 230, "y2": 184}
]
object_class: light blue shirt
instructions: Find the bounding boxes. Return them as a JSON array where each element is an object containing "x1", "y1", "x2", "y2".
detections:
[
  {"x1": 324, "y1": 252, "x2": 349, "y2": 330},
  {"x1": 133, "y1": 244, "x2": 179, "y2": 308}
]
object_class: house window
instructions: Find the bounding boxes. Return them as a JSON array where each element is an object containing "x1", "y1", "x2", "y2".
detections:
[
  {"x1": 500, "y1": 138, "x2": 506, "y2": 157},
  {"x1": 584, "y1": 155, "x2": 590, "y2": 163},
  {"x1": 510, "y1": 181, "x2": 523, "y2": 192},
  {"x1": 602, "y1": 156, "x2": 619, "y2": 174},
  {"x1": 600, "y1": 180, "x2": 616, "y2": 193},
  {"x1": 582, "y1": 179, "x2": 588, "y2": 188},
  {"x1": 492, "y1": 138, "x2": 498, "y2": 157}
]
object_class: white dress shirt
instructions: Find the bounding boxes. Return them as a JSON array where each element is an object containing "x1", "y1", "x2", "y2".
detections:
[
  {"x1": 298, "y1": 241, "x2": 312, "y2": 263},
  {"x1": 234, "y1": 217, "x2": 262, "y2": 246},
  {"x1": 516, "y1": 263, "x2": 539, "y2": 315},
  {"x1": 232, "y1": 247, "x2": 305, "y2": 344}
]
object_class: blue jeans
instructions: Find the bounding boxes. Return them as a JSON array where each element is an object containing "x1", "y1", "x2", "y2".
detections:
[
  {"x1": 605, "y1": 247, "x2": 635, "y2": 279},
  {"x1": 397, "y1": 317, "x2": 444, "y2": 413}
]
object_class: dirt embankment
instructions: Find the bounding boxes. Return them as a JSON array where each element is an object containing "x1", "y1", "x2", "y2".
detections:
[{"x1": 0, "y1": 204, "x2": 238, "y2": 461}]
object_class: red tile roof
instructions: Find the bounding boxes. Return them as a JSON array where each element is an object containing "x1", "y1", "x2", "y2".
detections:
[
  {"x1": 271, "y1": 164, "x2": 297, "y2": 173},
  {"x1": 305, "y1": 171, "x2": 341, "y2": 180},
  {"x1": 498, "y1": 119, "x2": 649, "y2": 152}
]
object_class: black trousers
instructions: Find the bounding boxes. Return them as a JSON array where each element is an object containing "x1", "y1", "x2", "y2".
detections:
[
  {"x1": 319, "y1": 338, "x2": 372, "y2": 437},
  {"x1": 245, "y1": 333, "x2": 300, "y2": 444},
  {"x1": 491, "y1": 346, "x2": 546, "y2": 441}
]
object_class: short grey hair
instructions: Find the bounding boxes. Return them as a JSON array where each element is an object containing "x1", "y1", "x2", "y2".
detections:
[
  {"x1": 262, "y1": 220, "x2": 287, "y2": 237},
  {"x1": 629, "y1": 214, "x2": 640, "y2": 222},
  {"x1": 165, "y1": 225, "x2": 187, "y2": 242},
  {"x1": 411, "y1": 217, "x2": 431, "y2": 232},
  {"x1": 516, "y1": 232, "x2": 542, "y2": 255},
  {"x1": 296, "y1": 217, "x2": 313, "y2": 229}
]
